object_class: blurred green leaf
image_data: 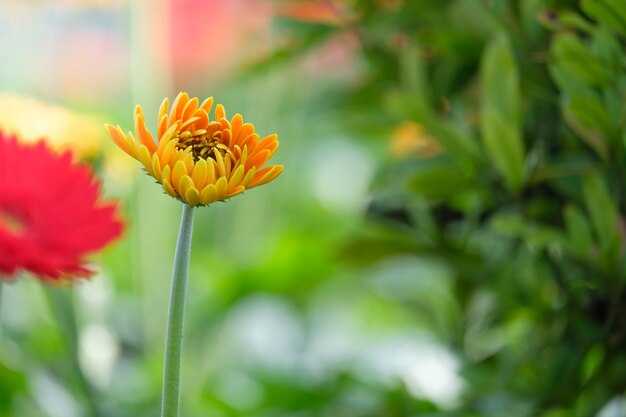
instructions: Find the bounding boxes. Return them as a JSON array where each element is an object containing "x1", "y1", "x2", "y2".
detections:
[
  {"x1": 481, "y1": 33, "x2": 520, "y2": 124},
  {"x1": 582, "y1": 344, "x2": 605, "y2": 384},
  {"x1": 480, "y1": 33, "x2": 525, "y2": 192},
  {"x1": 409, "y1": 157, "x2": 476, "y2": 199},
  {"x1": 558, "y1": 11, "x2": 596, "y2": 33},
  {"x1": 549, "y1": 64, "x2": 610, "y2": 158},
  {"x1": 490, "y1": 212, "x2": 568, "y2": 250},
  {"x1": 583, "y1": 174, "x2": 618, "y2": 254},
  {"x1": 582, "y1": 0, "x2": 626, "y2": 35},
  {"x1": 0, "y1": 363, "x2": 26, "y2": 416},
  {"x1": 551, "y1": 33, "x2": 611, "y2": 86},
  {"x1": 481, "y1": 110, "x2": 525, "y2": 191},
  {"x1": 563, "y1": 205, "x2": 595, "y2": 260}
]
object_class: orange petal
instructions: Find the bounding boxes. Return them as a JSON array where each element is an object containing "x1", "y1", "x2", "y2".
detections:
[
  {"x1": 249, "y1": 164, "x2": 283, "y2": 188},
  {"x1": 170, "y1": 92, "x2": 189, "y2": 123},
  {"x1": 255, "y1": 134, "x2": 279, "y2": 158},
  {"x1": 157, "y1": 97, "x2": 169, "y2": 137},
  {"x1": 135, "y1": 107, "x2": 157, "y2": 153},
  {"x1": 230, "y1": 114, "x2": 243, "y2": 137},
  {"x1": 181, "y1": 97, "x2": 199, "y2": 122},
  {"x1": 105, "y1": 124, "x2": 134, "y2": 157},
  {"x1": 235, "y1": 123, "x2": 255, "y2": 145},
  {"x1": 225, "y1": 185, "x2": 245, "y2": 198},
  {"x1": 215, "y1": 104, "x2": 226, "y2": 121},
  {"x1": 240, "y1": 133, "x2": 259, "y2": 153},
  {"x1": 246, "y1": 149, "x2": 270, "y2": 170},
  {"x1": 192, "y1": 109, "x2": 209, "y2": 130},
  {"x1": 199, "y1": 97, "x2": 214, "y2": 114}
]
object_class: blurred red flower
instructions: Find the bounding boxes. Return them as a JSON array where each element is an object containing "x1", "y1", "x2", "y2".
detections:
[{"x1": 0, "y1": 131, "x2": 123, "y2": 281}]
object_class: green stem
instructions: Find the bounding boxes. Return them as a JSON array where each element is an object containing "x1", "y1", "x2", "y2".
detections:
[
  {"x1": 45, "y1": 285, "x2": 101, "y2": 417},
  {"x1": 0, "y1": 282, "x2": 3, "y2": 350},
  {"x1": 161, "y1": 203, "x2": 195, "y2": 417}
]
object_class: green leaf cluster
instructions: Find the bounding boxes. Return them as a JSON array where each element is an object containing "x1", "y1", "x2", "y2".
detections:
[{"x1": 261, "y1": 0, "x2": 626, "y2": 415}]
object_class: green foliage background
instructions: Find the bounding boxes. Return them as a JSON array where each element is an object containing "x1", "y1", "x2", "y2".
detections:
[{"x1": 1, "y1": 0, "x2": 626, "y2": 416}]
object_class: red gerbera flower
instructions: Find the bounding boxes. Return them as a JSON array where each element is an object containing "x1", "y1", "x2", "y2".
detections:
[{"x1": 0, "y1": 131, "x2": 123, "y2": 281}]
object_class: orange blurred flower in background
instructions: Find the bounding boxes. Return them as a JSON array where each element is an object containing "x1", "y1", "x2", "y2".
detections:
[
  {"x1": 391, "y1": 122, "x2": 444, "y2": 158},
  {"x1": 0, "y1": 131, "x2": 123, "y2": 281},
  {"x1": 276, "y1": 0, "x2": 345, "y2": 25},
  {"x1": 106, "y1": 92, "x2": 283, "y2": 207}
]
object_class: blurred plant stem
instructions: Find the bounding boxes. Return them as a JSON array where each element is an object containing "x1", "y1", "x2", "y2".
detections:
[
  {"x1": 0, "y1": 282, "x2": 3, "y2": 349},
  {"x1": 45, "y1": 285, "x2": 101, "y2": 417},
  {"x1": 161, "y1": 203, "x2": 195, "y2": 417}
]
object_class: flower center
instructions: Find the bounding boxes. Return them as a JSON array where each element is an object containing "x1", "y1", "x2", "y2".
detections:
[
  {"x1": 0, "y1": 209, "x2": 26, "y2": 235},
  {"x1": 175, "y1": 131, "x2": 229, "y2": 162}
]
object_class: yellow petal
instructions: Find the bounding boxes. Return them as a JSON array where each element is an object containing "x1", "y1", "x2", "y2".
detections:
[
  {"x1": 159, "y1": 137, "x2": 178, "y2": 166},
  {"x1": 205, "y1": 158, "x2": 217, "y2": 185},
  {"x1": 125, "y1": 132, "x2": 142, "y2": 159},
  {"x1": 241, "y1": 167, "x2": 256, "y2": 187},
  {"x1": 227, "y1": 165, "x2": 245, "y2": 190},
  {"x1": 158, "y1": 124, "x2": 179, "y2": 152},
  {"x1": 199, "y1": 184, "x2": 216, "y2": 205},
  {"x1": 138, "y1": 145, "x2": 153, "y2": 174},
  {"x1": 172, "y1": 160, "x2": 187, "y2": 190},
  {"x1": 213, "y1": 148, "x2": 226, "y2": 178},
  {"x1": 239, "y1": 145, "x2": 248, "y2": 166},
  {"x1": 178, "y1": 175, "x2": 195, "y2": 198},
  {"x1": 214, "y1": 176, "x2": 228, "y2": 199},
  {"x1": 191, "y1": 158, "x2": 208, "y2": 189},
  {"x1": 185, "y1": 186, "x2": 201, "y2": 207},
  {"x1": 161, "y1": 164, "x2": 171, "y2": 183},
  {"x1": 151, "y1": 153, "x2": 162, "y2": 182},
  {"x1": 162, "y1": 177, "x2": 178, "y2": 197},
  {"x1": 223, "y1": 153, "x2": 232, "y2": 177}
]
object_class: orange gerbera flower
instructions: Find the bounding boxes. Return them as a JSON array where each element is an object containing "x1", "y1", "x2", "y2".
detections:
[{"x1": 105, "y1": 92, "x2": 283, "y2": 207}]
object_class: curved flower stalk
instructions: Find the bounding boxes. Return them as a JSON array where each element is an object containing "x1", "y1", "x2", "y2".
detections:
[
  {"x1": 105, "y1": 92, "x2": 283, "y2": 206},
  {"x1": 0, "y1": 131, "x2": 123, "y2": 281},
  {"x1": 105, "y1": 92, "x2": 283, "y2": 417}
]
